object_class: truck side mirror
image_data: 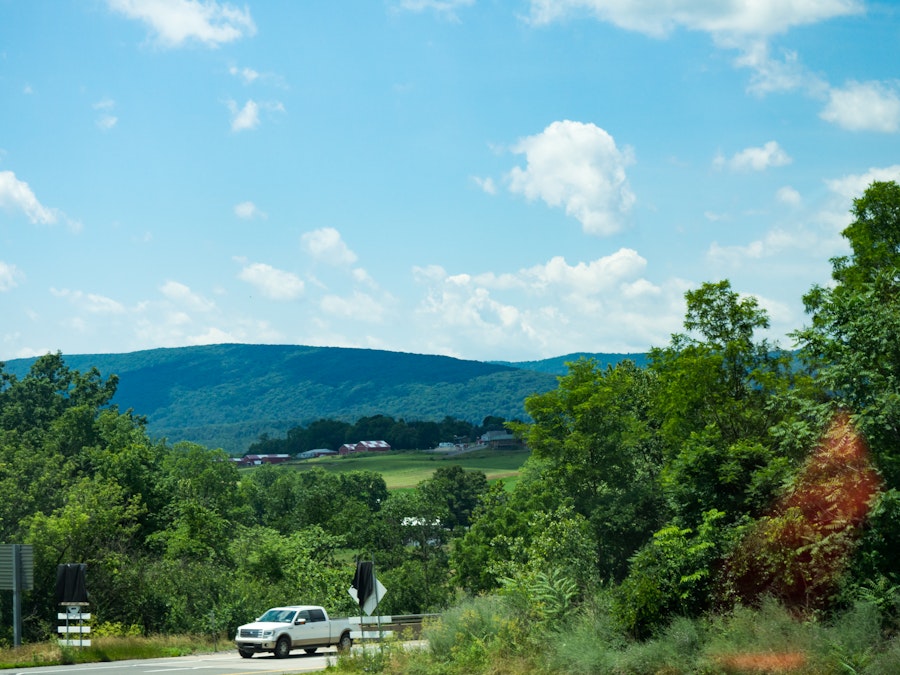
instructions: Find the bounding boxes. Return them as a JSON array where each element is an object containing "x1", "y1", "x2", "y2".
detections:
[{"x1": 295, "y1": 618, "x2": 306, "y2": 625}]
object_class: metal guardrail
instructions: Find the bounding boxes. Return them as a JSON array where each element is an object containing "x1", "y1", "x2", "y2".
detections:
[{"x1": 348, "y1": 614, "x2": 439, "y2": 640}]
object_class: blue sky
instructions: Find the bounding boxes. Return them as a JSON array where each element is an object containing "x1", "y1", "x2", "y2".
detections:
[{"x1": 1, "y1": 0, "x2": 899, "y2": 363}]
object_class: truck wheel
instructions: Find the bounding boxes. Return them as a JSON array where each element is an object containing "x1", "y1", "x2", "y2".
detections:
[
  {"x1": 304, "y1": 648, "x2": 317, "y2": 655},
  {"x1": 337, "y1": 632, "x2": 353, "y2": 653},
  {"x1": 274, "y1": 636, "x2": 291, "y2": 659},
  {"x1": 238, "y1": 649, "x2": 254, "y2": 659}
]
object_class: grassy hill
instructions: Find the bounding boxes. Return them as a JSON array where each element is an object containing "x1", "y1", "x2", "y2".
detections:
[{"x1": 3, "y1": 344, "x2": 644, "y2": 454}]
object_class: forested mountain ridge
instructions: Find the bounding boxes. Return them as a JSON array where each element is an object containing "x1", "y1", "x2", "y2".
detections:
[{"x1": 3, "y1": 344, "x2": 640, "y2": 453}]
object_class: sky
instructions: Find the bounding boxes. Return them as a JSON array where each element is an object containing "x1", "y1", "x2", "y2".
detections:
[{"x1": 1, "y1": 0, "x2": 899, "y2": 363}]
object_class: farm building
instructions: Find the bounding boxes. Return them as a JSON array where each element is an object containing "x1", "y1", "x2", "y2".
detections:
[
  {"x1": 339, "y1": 440, "x2": 391, "y2": 455},
  {"x1": 297, "y1": 449, "x2": 337, "y2": 459},
  {"x1": 236, "y1": 453, "x2": 292, "y2": 466},
  {"x1": 479, "y1": 430, "x2": 519, "y2": 449}
]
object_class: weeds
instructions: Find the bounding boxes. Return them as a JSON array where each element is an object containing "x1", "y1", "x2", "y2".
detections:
[{"x1": 0, "y1": 634, "x2": 221, "y2": 669}]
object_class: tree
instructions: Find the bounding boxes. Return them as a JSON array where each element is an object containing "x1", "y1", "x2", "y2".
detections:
[
  {"x1": 650, "y1": 280, "x2": 796, "y2": 525},
  {"x1": 511, "y1": 358, "x2": 666, "y2": 580},
  {"x1": 792, "y1": 180, "x2": 900, "y2": 588},
  {"x1": 419, "y1": 465, "x2": 488, "y2": 530},
  {"x1": 796, "y1": 181, "x2": 900, "y2": 488}
]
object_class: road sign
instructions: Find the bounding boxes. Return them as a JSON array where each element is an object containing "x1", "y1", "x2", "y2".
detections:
[{"x1": 0, "y1": 544, "x2": 33, "y2": 591}]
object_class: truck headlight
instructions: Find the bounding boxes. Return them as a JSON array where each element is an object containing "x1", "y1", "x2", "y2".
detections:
[{"x1": 262, "y1": 630, "x2": 274, "y2": 639}]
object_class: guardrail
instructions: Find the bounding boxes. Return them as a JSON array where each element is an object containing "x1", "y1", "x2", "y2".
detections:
[{"x1": 349, "y1": 614, "x2": 439, "y2": 640}]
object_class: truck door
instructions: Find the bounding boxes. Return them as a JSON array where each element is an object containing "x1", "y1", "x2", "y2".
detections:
[{"x1": 291, "y1": 609, "x2": 327, "y2": 646}]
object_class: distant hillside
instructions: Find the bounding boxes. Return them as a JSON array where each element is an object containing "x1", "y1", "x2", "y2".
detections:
[
  {"x1": 4, "y1": 344, "x2": 565, "y2": 454},
  {"x1": 496, "y1": 352, "x2": 649, "y2": 375}
]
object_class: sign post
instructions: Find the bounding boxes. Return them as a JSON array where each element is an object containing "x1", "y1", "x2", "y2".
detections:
[{"x1": 0, "y1": 544, "x2": 34, "y2": 647}]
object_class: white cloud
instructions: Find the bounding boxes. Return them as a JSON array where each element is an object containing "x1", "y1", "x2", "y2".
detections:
[
  {"x1": 301, "y1": 227, "x2": 359, "y2": 265},
  {"x1": 0, "y1": 261, "x2": 23, "y2": 291},
  {"x1": 234, "y1": 201, "x2": 266, "y2": 219},
  {"x1": 228, "y1": 99, "x2": 259, "y2": 132},
  {"x1": 321, "y1": 291, "x2": 386, "y2": 322},
  {"x1": 777, "y1": 186, "x2": 802, "y2": 206},
  {"x1": 507, "y1": 120, "x2": 635, "y2": 235},
  {"x1": 824, "y1": 165, "x2": 900, "y2": 202},
  {"x1": 229, "y1": 65, "x2": 259, "y2": 84},
  {"x1": 238, "y1": 263, "x2": 305, "y2": 300},
  {"x1": 472, "y1": 176, "x2": 497, "y2": 194},
  {"x1": 51, "y1": 288, "x2": 126, "y2": 314},
  {"x1": 395, "y1": 0, "x2": 474, "y2": 21},
  {"x1": 96, "y1": 114, "x2": 118, "y2": 130},
  {"x1": 0, "y1": 171, "x2": 58, "y2": 224},
  {"x1": 107, "y1": 0, "x2": 257, "y2": 48},
  {"x1": 160, "y1": 280, "x2": 216, "y2": 311},
  {"x1": 714, "y1": 141, "x2": 791, "y2": 171},
  {"x1": 820, "y1": 81, "x2": 900, "y2": 133},
  {"x1": 93, "y1": 98, "x2": 119, "y2": 130},
  {"x1": 731, "y1": 40, "x2": 826, "y2": 96},
  {"x1": 227, "y1": 99, "x2": 284, "y2": 132},
  {"x1": 526, "y1": 0, "x2": 862, "y2": 38},
  {"x1": 411, "y1": 249, "x2": 683, "y2": 357},
  {"x1": 707, "y1": 228, "x2": 817, "y2": 267}
]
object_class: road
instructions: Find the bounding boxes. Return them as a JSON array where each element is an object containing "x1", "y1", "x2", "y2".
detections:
[{"x1": 8, "y1": 650, "x2": 340, "y2": 675}]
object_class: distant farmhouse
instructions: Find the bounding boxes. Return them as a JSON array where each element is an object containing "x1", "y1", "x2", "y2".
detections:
[
  {"x1": 233, "y1": 453, "x2": 292, "y2": 466},
  {"x1": 479, "y1": 430, "x2": 519, "y2": 449},
  {"x1": 339, "y1": 440, "x2": 391, "y2": 455},
  {"x1": 297, "y1": 448, "x2": 338, "y2": 460}
]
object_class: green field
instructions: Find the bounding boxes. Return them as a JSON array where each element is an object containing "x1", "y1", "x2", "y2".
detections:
[{"x1": 287, "y1": 448, "x2": 531, "y2": 489}]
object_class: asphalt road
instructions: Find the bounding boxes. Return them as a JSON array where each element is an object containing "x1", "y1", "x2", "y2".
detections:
[{"x1": 9, "y1": 650, "x2": 340, "y2": 675}]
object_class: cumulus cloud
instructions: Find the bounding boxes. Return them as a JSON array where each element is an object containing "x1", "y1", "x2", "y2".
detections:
[
  {"x1": 321, "y1": 291, "x2": 386, "y2": 322},
  {"x1": 301, "y1": 227, "x2": 359, "y2": 266},
  {"x1": 507, "y1": 120, "x2": 635, "y2": 235},
  {"x1": 234, "y1": 201, "x2": 266, "y2": 219},
  {"x1": 228, "y1": 99, "x2": 259, "y2": 131},
  {"x1": 472, "y1": 176, "x2": 497, "y2": 194},
  {"x1": 238, "y1": 262, "x2": 305, "y2": 300},
  {"x1": 820, "y1": 81, "x2": 900, "y2": 133},
  {"x1": 229, "y1": 65, "x2": 259, "y2": 84},
  {"x1": 777, "y1": 186, "x2": 802, "y2": 206},
  {"x1": 0, "y1": 170, "x2": 58, "y2": 224},
  {"x1": 107, "y1": 0, "x2": 257, "y2": 48},
  {"x1": 707, "y1": 228, "x2": 818, "y2": 267},
  {"x1": 227, "y1": 99, "x2": 284, "y2": 132},
  {"x1": 525, "y1": 0, "x2": 862, "y2": 38},
  {"x1": 732, "y1": 41, "x2": 826, "y2": 96},
  {"x1": 51, "y1": 288, "x2": 126, "y2": 314},
  {"x1": 824, "y1": 165, "x2": 900, "y2": 202},
  {"x1": 411, "y1": 249, "x2": 683, "y2": 357},
  {"x1": 714, "y1": 141, "x2": 791, "y2": 171},
  {"x1": 0, "y1": 261, "x2": 23, "y2": 291},
  {"x1": 160, "y1": 280, "x2": 216, "y2": 311}
]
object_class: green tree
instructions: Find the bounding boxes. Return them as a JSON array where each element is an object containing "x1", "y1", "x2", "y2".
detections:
[
  {"x1": 650, "y1": 280, "x2": 795, "y2": 525},
  {"x1": 796, "y1": 181, "x2": 900, "y2": 488},
  {"x1": 419, "y1": 465, "x2": 488, "y2": 530},
  {"x1": 792, "y1": 180, "x2": 900, "y2": 589},
  {"x1": 511, "y1": 358, "x2": 665, "y2": 580}
]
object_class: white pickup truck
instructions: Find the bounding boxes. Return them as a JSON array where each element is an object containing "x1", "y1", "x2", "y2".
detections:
[{"x1": 234, "y1": 605, "x2": 353, "y2": 658}]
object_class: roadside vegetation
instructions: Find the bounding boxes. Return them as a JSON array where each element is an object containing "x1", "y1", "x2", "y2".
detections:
[
  {"x1": 0, "y1": 633, "x2": 219, "y2": 668},
  {"x1": 3, "y1": 182, "x2": 900, "y2": 673}
]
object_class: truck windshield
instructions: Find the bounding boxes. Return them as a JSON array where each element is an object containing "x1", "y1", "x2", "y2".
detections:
[{"x1": 258, "y1": 609, "x2": 296, "y2": 623}]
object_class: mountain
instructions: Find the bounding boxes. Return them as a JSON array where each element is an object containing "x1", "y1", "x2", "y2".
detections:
[
  {"x1": 493, "y1": 352, "x2": 650, "y2": 374},
  {"x1": 3, "y1": 344, "x2": 646, "y2": 453}
]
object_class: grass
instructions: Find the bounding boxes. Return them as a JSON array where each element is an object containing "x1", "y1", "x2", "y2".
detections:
[
  {"x1": 287, "y1": 448, "x2": 530, "y2": 490},
  {"x1": 328, "y1": 593, "x2": 900, "y2": 674},
  {"x1": 0, "y1": 635, "x2": 221, "y2": 669}
]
